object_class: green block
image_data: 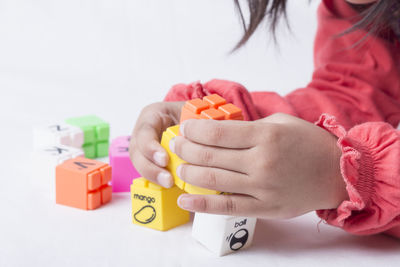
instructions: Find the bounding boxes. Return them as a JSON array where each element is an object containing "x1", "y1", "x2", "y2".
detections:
[
  {"x1": 83, "y1": 143, "x2": 96, "y2": 159},
  {"x1": 96, "y1": 123, "x2": 109, "y2": 141},
  {"x1": 96, "y1": 141, "x2": 109, "y2": 158},
  {"x1": 65, "y1": 115, "x2": 110, "y2": 158}
]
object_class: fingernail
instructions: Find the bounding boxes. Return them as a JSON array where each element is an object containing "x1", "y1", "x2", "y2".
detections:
[
  {"x1": 169, "y1": 137, "x2": 176, "y2": 153},
  {"x1": 176, "y1": 164, "x2": 183, "y2": 179},
  {"x1": 153, "y1": 151, "x2": 167, "y2": 167},
  {"x1": 180, "y1": 123, "x2": 185, "y2": 137},
  {"x1": 157, "y1": 172, "x2": 173, "y2": 188},
  {"x1": 178, "y1": 195, "x2": 194, "y2": 210}
]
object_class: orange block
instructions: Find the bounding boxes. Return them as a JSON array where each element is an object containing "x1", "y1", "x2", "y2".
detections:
[
  {"x1": 56, "y1": 156, "x2": 112, "y2": 210},
  {"x1": 199, "y1": 108, "x2": 225, "y2": 120},
  {"x1": 180, "y1": 99, "x2": 209, "y2": 122},
  {"x1": 203, "y1": 94, "x2": 226, "y2": 108},
  {"x1": 218, "y1": 104, "x2": 243, "y2": 120},
  {"x1": 180, "y1": 94, "x2": 243, "y2": 123}
]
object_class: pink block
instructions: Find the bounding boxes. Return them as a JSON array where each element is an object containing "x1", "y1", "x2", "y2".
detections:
[{"x1": 109, "y1": 136, "x2": 141, "y2": 192}]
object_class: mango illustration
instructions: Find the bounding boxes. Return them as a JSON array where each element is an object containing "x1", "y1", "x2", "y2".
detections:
[{"x1": 134, "y1": 205, "x2": 156, "y2": 224}]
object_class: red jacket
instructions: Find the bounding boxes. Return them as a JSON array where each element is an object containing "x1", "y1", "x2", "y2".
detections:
[{"x1": 164, "y1": 0, "x2": 400, "y2": 237}]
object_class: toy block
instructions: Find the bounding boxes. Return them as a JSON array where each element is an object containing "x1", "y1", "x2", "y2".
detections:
[
  {"x1": 109, "y1": 136, "x2": 141, "y2": 192},
  {"x1": 160, "y1": 125, "x2": 219, "y2": 195},
  {"x1": 131, "y1": 177, "x2": 190, "y2": 231},
  {"x1": 33, "y1": 123, "x2": 84, "y2": 149},
  {"x1": 203, "y1": 94, "x2": 226, "y2": 108},
  {"x1": 180, "y1": 94, "x2": 243, "y2": 123},
  {"x1": 192, "y1": 213, "x2": 257, "y2": 256},
  {"x1": 32, "y1": 145, "x2": 84, "y2": 199},
  {"x1": 65, "y1": 115, "x2": 109, "y2": 158},
  {"x1": 56, "y1": 156, "x2": 112, "y2": 210},
  {"x1": 218, "y1": 104, "x2": 243, "y2": 120},
  {"x1": 199, "y1": 108, "x2": 225, "y2": 120},
  {"x1": 180, "y1": 99, "x2": 210, "y2": 122}
]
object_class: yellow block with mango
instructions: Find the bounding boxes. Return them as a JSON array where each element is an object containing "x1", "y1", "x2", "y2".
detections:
[{"x1": 131, "y1": 178, "x2": 190, "y2": 231}]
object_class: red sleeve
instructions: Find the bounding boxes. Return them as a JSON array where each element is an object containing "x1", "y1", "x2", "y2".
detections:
[
  {"x1": 164, "y1": 0, "x2": 400, "y2": 236},
  {"x1": 316, "y1": 115, "x2": 400, "y2": 237}
]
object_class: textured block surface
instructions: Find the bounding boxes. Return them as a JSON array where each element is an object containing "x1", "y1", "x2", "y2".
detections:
[
  {"x1": 56, "y1": 156, "x2": 112, "y2": 210},
  {"x1": 109, "y1": 136, "x2": 141, "y2": 192},
  {"x1": 33, "y1": 123, "x2": 84, "y2": 149},
  {"x1": 180, "y1": 94, "x2": 243, "y2": 123},
  {"x1": 192, "y1": 213, "x2": 257, "y2": 256},
  {"x1": 65, "y1": 115, "x2": 109, "y2": 158},
  {"x1": 160, "y1": 125, "x2": 219, "y2": 195},
  {"x1": 131, "y1": 177, "x2": 189, "y2": 231}
]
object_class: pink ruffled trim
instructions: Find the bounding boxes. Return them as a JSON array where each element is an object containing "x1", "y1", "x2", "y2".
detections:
[{"x1": 315, "y1": 114, "x2": 374, "y2": 227}]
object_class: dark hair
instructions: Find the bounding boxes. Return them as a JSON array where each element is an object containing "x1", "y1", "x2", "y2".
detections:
[{"x1": 233, "y1": 0, "x2": 400, "y2": 49}]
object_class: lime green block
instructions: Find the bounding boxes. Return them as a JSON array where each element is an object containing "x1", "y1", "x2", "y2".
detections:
[
  {"x1": 65, "y1": 115, "x2": 110, "y2": 158},
  {"x1": 82, "y1": 143, "x2": 96, "y2": 159},
  {"x1": 96, "y1": 141, "x2": 109, "y2": 158}
]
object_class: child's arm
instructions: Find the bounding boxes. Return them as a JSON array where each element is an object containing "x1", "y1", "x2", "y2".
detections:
[{"x1": 163, "y1": 0, "x2": 400, "y2": 237}]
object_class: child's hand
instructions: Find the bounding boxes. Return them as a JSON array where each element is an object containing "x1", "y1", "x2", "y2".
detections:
[
  {"x1": 130, "y1": 101, "x2": 184, "y2": 188},
  {"x1": 172, "y1": 113, "x2": 349, "y2": 219}
]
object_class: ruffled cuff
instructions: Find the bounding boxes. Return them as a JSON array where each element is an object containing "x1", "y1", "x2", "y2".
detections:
[{"x1": 315, "y1": 114, "x2": 400, "y2": 235}]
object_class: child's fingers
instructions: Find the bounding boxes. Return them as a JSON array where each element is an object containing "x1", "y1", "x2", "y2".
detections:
[
  {"x1": 131, "y1": 150, "x2": 174, "y2": 188},
  {"x1": 171, "y1": 136, "x2": 250, "y2": 174},
  {"x1": 180, "y1": 119, "x2": 257, "y2": 149},
  {"x1": 177, "y1": 164, "x2": 251, "y2": 194},
  {"x1": 177, "y1": 194, "x2": 259, "y2": 216},
  {"x1": 132, "y1": 123, "x2": 168, "y2": 167}
]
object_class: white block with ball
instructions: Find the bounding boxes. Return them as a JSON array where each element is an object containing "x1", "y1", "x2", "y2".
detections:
[{"x1": 192, "y1": 213, "x2": 257, "y2": 256}]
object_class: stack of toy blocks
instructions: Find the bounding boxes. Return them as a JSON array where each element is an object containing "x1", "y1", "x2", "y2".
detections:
[
  {"x1": 33, "y1": 115, "x2": 112, "y2": 210},
  {"x1": 161, "y1": 94, "x2": 243, "y2": 195},
  {"x1": 162, "y1": 94, "x2": 257, "y2": 255},
  {"x1": 109, "y1": 136, "x2": 141, "y2": 192}
]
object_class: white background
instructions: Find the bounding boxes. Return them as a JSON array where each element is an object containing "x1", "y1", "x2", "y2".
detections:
[{"x1": 1, "y1": 0, "x2": 399, "y2": 266}]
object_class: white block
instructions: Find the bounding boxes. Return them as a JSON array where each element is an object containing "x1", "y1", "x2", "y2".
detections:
[
  {"x1": 31, "y1": 145, "x2": 84, "y2": 199},
  {"x1": 33, "y1": 123, "x2": 84, "y2": 149},
  {"x1": 192, "y1": 213, "x2": 257, "y2": 256}
]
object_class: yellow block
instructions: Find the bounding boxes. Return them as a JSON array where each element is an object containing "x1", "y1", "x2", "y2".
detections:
[
  {"x1": 160, "y1": 125, "x2": 220, "y2": 195},
  {"x1": 131, "y1": 177, "x2": 190, "y2": 231}
]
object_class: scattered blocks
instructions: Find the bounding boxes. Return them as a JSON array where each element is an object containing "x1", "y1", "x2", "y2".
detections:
[
  {"x1": 32, "y1": 145, "x2": 84, "y2": 199},
  {"x1": 161, "y1": 125, "x2": 220, "y2": 195},
  {"x1": 192, "y1": 213, "x2": 257, "y2": 256},
  {"x1": 131, "y1": 177, "x2": 189, "y2": 231},
  {"x1": 33, "y1": 123, "x2": 84, "y2": 149},
  {"x1": 109, "y1": 136, "x2": 141, "y2": 192},
  {"x1": 65, "y1": 115, "x2": 110, "y2": 158},
  {"x1": 180, "y1": 94, "x2": 243, "y2": 123},
  {"x1": 56, "y1": 156, "x2": 112, "y2": 210}
]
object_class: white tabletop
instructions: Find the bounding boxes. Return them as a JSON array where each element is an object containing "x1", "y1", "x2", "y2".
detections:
[{"x1": 1, "y1": 0, "x2": 399, "y2": 266}]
